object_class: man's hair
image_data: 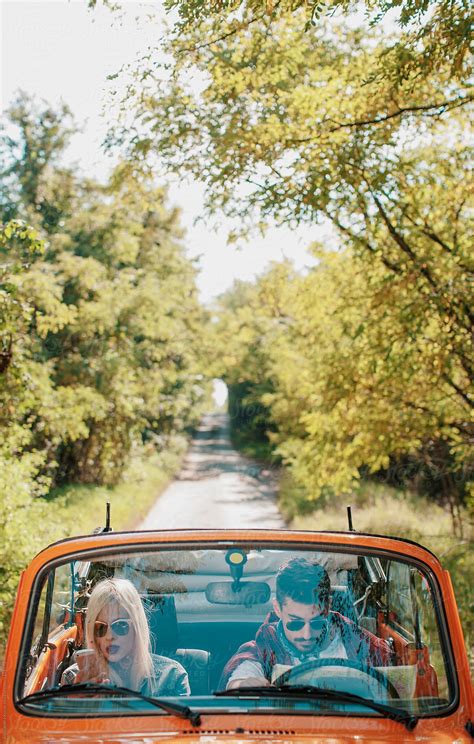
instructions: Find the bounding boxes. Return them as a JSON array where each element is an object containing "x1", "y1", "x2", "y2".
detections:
[{"x1": 276, "y1": 558, "x2": 330, "y2": 608}]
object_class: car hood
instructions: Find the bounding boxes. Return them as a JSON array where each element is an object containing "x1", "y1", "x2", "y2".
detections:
[
  {"x1": 7, "y1": 737, "x2": 472, "y2": 743},
  {"x1": 6, "y1": 727, "x2": 472, "y2": 744}
]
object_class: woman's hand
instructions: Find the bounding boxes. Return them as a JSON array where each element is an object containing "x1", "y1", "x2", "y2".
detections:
[{"x1": 75, "y1": 649, "x2": 110, "y2": 685}]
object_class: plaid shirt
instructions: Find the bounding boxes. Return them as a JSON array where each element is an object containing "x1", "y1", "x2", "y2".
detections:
[{"x1": 220, "y1": 611, "x2": 391, "y2": 689}]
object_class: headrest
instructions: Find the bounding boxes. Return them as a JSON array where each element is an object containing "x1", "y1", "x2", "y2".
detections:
[{"x1": 142, "y1": 593, "x2": 179, "y2": 654}]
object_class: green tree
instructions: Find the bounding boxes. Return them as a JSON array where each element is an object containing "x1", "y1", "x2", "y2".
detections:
[
  {"x1": 0, "y1": 220, "x2": 65, "y2": 640},
  {"x1": 1, "y1": 95, "x2": 210, "y2": 487},
  {"x1": 51, "y1": 168, "x2": 208, "y2": 484},
  {"x1": 92, "y1": 0, "x2": 471, "y2": 82},
  {"x1": 113, "y1": 10, "x2": 470, "y2": 228},
  {"x1": 0, "y1": 92, "x2": 77, "y2": 232}
]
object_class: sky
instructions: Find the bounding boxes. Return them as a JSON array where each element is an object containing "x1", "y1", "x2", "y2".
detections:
[{"x1": 1, "y1": 0, "x2": 322, "y2": 302}]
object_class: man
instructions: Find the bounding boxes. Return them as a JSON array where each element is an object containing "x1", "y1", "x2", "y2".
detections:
[{"x1": 220, "y1": 557, "x2": 390, "y2": 689}]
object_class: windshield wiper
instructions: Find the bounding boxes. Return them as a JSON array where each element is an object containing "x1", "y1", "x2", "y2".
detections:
[
  {"x1": 20, "y1": 683, "x2": 201, "y2": 726},
  {"x1": 216, "y1": 685, "x2": 418, "y2": 731}
]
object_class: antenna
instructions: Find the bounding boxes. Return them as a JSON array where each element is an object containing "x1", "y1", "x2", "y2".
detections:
[
  {"x1": 347, "y1": 505, "x2": 355, "y2": 532},
  {"x1": 91, "y1": 501, "x2": 113, "y2": 534},
  {"x1": 104, "y1": 501, "x2": 112, "y2": 533}
]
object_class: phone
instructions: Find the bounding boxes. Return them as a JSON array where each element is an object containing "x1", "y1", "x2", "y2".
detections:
[{"x1": 75, "y1": 648, "x2": 96, "y2": 668}]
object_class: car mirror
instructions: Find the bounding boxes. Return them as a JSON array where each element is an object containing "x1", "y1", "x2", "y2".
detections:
[{"x1": 205, "y1": 581, "x2": 271, "y2": 606}]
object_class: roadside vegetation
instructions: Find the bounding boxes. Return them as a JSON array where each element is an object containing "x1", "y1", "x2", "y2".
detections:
[
  {"x1": 0, "y1": 435, "x2": 188, "y2": 658},
  {"x1": 0, "y1": 97, "x2": 211, "y2": 652},
  {"x1": 44, "y1": 433, "x2": 188, "y2": 535}
]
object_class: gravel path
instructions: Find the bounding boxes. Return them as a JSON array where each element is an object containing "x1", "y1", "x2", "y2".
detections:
[{"x1": 140, "y1": 413, "x2": 285, "y2": 529}]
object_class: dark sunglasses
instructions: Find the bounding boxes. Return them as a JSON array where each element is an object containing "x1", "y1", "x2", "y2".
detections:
[
  {"x1": 94, "y1": 619, "x2": 132, "y2": 638},
  {"x1": 285, "y1": 616, "x2": 327, "y2": 632}
]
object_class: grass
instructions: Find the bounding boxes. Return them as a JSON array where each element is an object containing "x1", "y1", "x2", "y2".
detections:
[
  {"x1": 280, "y1": 476, "x2": 473, "y2": 671},
  {"x1": 46, "y1": 435, "x2": 188, "y2": 536},
  {"x1": 0, "y1": 436, "x2": 188, "y2": 663}
]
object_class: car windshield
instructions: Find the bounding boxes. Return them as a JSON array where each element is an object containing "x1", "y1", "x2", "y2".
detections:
[{"x1": 17, "y1": 543, "x2": 454, "y2": 718}]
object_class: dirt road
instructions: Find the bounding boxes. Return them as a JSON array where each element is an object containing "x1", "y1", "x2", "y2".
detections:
[{"x1": 140, "y1": 413, "x2": 285, "y2": 529}]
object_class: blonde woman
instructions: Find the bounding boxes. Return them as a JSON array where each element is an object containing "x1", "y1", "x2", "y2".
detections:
[{"x1": 62, "y1": 578, "x2": 190, "y2": 696}]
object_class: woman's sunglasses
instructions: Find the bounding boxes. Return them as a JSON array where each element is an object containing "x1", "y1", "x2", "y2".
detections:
[
  {"x1": 285, "y1": 616, "x2": 327, "y2": 632},
  {"x1": 94, "y1": 619, "x2": 133, "y2": 638}
]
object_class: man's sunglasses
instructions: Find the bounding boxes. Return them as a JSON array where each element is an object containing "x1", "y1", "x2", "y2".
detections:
[
  {"x1": 285, "y1": 617, "x2": 327, "y2": 632},
  {"x1": 94, "y1": 619, "x2": 133, "y2": 638}
]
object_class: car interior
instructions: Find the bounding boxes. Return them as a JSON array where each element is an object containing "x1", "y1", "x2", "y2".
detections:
[{"x1": 21, "y1": 545, "x2": 449, "y2": 709}]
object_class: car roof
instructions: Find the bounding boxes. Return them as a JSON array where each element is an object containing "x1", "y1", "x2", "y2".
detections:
[{"x1": 30, "y1": 528, "x2": 441, "y2": 567}]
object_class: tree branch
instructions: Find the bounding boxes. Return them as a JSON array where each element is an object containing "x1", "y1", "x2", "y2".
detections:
[
  {"x1": 370, "y1": 192, "x2": 474, "y2": 331},
  {"x1": 443, "y1": 375, "x2": 473, "y2": 410},
  {"x1": 174, "y1": 3, "x2": 280, "y2": 56},
  {"x1": 371, "y1": 192, "x2": 437, "y2": 285},
  {"x1": 283, "y1": 96, "x2": 473, "y2": 144}
]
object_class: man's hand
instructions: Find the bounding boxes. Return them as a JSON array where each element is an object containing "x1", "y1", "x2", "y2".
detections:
[{"x1": 227, "y1": 676, "x2": 271, "y2": 690}]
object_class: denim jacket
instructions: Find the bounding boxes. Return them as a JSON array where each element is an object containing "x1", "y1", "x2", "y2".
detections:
[{"x1": 62, "y1": 652, "x2": 190, "y2": 696}]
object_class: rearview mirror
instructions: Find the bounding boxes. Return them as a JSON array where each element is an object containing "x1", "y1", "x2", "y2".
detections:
[{"x1": 206, "y1": 581, "x2": 271, "y2": 606}]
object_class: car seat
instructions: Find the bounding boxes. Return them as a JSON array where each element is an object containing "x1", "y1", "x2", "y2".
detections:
[
  {"x1": 330, "y1": 585, "x2": 359, "y2": 623},
  {"x1": 143, "y1": 594, "x2": 211, "y2": 695}
]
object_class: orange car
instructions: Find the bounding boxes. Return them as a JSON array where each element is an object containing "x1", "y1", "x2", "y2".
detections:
[{"x1": 1, "y1": 526, "x2": 473, "y2": 742}]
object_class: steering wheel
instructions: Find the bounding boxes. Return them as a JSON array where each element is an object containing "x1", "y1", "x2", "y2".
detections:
[{"x1": 273, "y1": 658, "x2": 400, "y2": 700}]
